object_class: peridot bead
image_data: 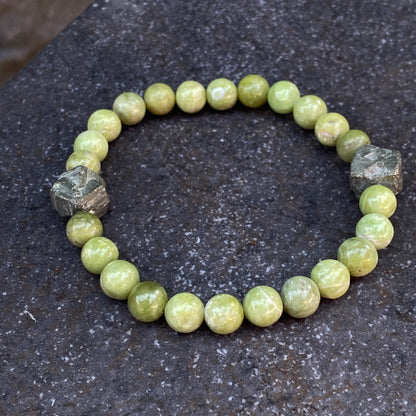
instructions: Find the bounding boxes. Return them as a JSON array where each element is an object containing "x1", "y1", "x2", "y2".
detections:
[
  {"x1": 336, "y1": 129, "x2": 371, "y2": 163},
  {"x1": 87, "y1": 109, "x2": 122, "y2": 142},
  {"x1": 176, "y1": 80, "x2": 206, "y2": 113},
  {"x1": 100, "y1": 260, "x2": 140, "y2": 300},
  {"x1": 128, "y1": 281, "x2": 168, "y2": 322},
  {"x1": 206, "y1": 78, "x2": 238, "y2": 111},
  {"x1": 66, "y1": 211, "x2": 103, "y2": 247},
  {"x1": 293, "y1": 95, "x2": 327, "y2": 129},
  {"x1": 81, "y1": 236, "x2": 119, "y2": 274},
  {"x1": 144, "y1": 83, "x2": 175, "y2": 115},
  {"x1": 204, "y1": 293, "x2": 244, "y2": 334},
  {"x1": 314, "y1": 112, "x2": 350, "y2": 147},
  {"x1": 243, "y1": 286, "x2": 283, "y2": 327},
  {"x1": 356, "y1": 213, "x2": 394, "y2": 249},
  {"x1": 359, "y1": 184, "x2": 397, "y2": 218},
  {"x1": 164, "y1": 292, "x2": 205, "y2": 333},
  {"x1": 337, "y1": 237, "x2": 378, "y2": 277},
  {"x1": 310, "y1": 259, "x2": 350, "y2": 299},
  {"x1": 112, "y1": 92, "x2": 146, "y2": 125},
  {"x1": 73, "y1": 130, "x2": 109, "y2": 162},
  {"x1": 280, "y1": 276, "x2": 320, "y2": 318},
  {"x1": 66, "y1": 150, "x2": 101, "y2": 174},
  {"x1": 237, "y1": 74, "x2": 269, "y2": 108},
  {"x1": 267, "y1": 80, "x2": 300, "y2": 114}
]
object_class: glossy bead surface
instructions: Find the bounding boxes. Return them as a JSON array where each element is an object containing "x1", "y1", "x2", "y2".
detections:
[
  {"x1": 112, "y1": 92, "x2": 146, "y2": 125},
  {"x1": 243, "y1": 286, "x2": 283, "y2": 327},
  {"x1": 337, "y1": 237, "x2": 378, "y2": 277},
  {"x1": 206, "y1": 78, "x2": 237, "y2": 111},
  {"x1": 293, "y1": 95, "x2": 327, "y2": 129},
  {"x1": 314, "y1": 112, "x2": 350, "y2": 147},
  {"x1": 87, "y1": 109, "x2": 122, "y2": 142},
  {"x1": 281, "y1": 276, "x2": 320, "y2": 318},
  {"x1": 310, "y1": 259, "x2": 350, "y2": 299},
  {"x1": 81, "y1": 236, "x2": 119, "y2": 274},
  {"x1": 164, "y1": 292, "x2": 204, "y2": 333},
  {"x1": 66, "y1": 150, "x2": 101, "y2": 174},
  {"x1": 128, "y1": 281, "x2": 168, "y2": 322},
  {"x1": 268, "y1": 80, "x2": 300, "y2": 114},
  {"x1": 237, "y1": 74, "x2": 269, "y2": 108},
  {"x1": 144, "y1": 83, "x2": 175, "y2": 115},
  {"x1": 359, "y1": 184, "x2": 397, "y2": 218},
  {"x1": 336, "y1": 129, "x2": 370, "y2": 163},
  {"x1": 204, "y1": 294, "x2": 244, "y2": 334},
  {"x1": 176, "y1": 80, "x2": 206, "y2": 113},
  {"x1": 100, "y1": 260, "x2": 140, "y2": 300},
  {"x1": 356, "y1": 213, "x2": 394, "y2": 249},
  {"x1": 66, "y1": 211, "x2": 103, "y2": 247},
  {"x1": 73, "y1": 130, "x2": 109, "y2": 162}
]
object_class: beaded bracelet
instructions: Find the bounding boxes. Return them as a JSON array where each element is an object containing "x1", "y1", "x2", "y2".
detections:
[{"x1": 50, "y1": 75, "x2": 402, "y2": 335}]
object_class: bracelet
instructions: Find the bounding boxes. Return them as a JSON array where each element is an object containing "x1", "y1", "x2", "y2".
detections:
[{"x1": 50, "y1": 75, "x2": 402, "y2": 335}]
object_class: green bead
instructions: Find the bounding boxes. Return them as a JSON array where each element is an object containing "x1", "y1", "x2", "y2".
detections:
[
  {"x1": 128, "y1": 281, "x2": 168, "y2": 322},
  {"x1": 337, "y1": 237, "x2": 378, "y2": 277},
  {"x1": 100, "y1": 260, "x2": 140, "y2": 300},
  {"x1": 280, "y1": 276, "x2": 320, "y2": 318},
  {"x1": 112, "y1": 92, "x2": 146, "y2": 125},
  {"x1": 81, "y1": 236, "x2": 119, "y2": 274},
  {"x1": 267, "y1": 80, "x2": 300, "y2": 114},
  {"x1": 66, "y1": 150, "x2": 101, "y2": 174},
  {"x1": 310, "y1": 259, "x2": 350, "y2": 299},
  {"x1": 314, "y1": 112, "x2": 350, "y2": 147},
  {"x1": 356, "y1": 213, "x2": 394, "y2": 249},
  {"x1": 204, "y1": 294, "x2": 244, "y2": 334},
  {"x1": 144, "y1": 83, "x2": 175, "y2": 115},
  {"x1": 176, "y1": 80, "x2": 206, "y2": 113},
  {"x1": 243, "y1": 286, "x2": 283, "y2": 327},
  {"x1": 164, "y1": 292, "x2": 205, "y2": 333},
  {"x1": 293, "y1": 95, "x2": 327, "y2": 129},
  {"x1": 237, "y1": 74, "x2": 269, "y2": 108},
  {"x1": 206, "y1": 78, "x2": 237, "y2": 111},
  {"x1": 73, "y1": 130, "x2": 109, "y2": 162},
  {"x1": 336, "y1": 129, "x2": 371, "y2": 163},
  {"x1": 359, "y1": 184, "x2": 397, "y2": 218},
  {"x1": 66, "y1": 211, "x2": 103, "y2": 247},
  {"x1": 87, "y1": 109, "x2": 122, "y2": 142}
]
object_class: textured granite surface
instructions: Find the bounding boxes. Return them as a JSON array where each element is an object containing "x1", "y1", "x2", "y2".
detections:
[{"x1": 1, "y1": 0, "x2": 415, "y2": 414}]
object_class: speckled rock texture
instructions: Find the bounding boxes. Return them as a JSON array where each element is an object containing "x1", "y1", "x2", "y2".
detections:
[{"x1": 1, "y1": 1, "x2": 415, "y2": 415}]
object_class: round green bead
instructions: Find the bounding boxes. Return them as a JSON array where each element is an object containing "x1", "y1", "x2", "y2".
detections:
[
  {"x1": 336, "y1": 129, "x2": 371, "y2": 163},
  {"x1": 314, "y1": 112, "x2": 350, "y2": 147},
  {"x1": 280, "y1": 276, "x2": 321, "y2": 318},
  {"x1": 112, "y1": 92, "x2": 146, "y2": 125},
  {"x1": 359, "y1": 184, "x2": 397, "y2": 218},
  {"x1": 204, "y1": 293, "x2": 244, "y2": 334},
  {"x1": 73, "y1": 130, "x2": 109, "y2": 162},
  {"x1": 310, "y1": 259, "x2": 350, "y2": 299},
  {"x1": 337, "y1": 237, "x2": 378, "y2": 277},
  {"x1": 243, "y1": 286, "x2": 283, "y2": 327},
  {"x1": 100, "y1": 260, "x2": 140, "y2": 300},
  {"x1": 293, "y1": 95, "x2": 327, "y2": 129},
  {"x1": 237, "y1": 74, "x2": 269, "y2": 108},
  {"x1": 87, "y1": 109, "x2": 122, "y2": 142},
  {"x1": 356, "y1": 213, "x2": 394, "y2": 249},
  {"x1": 206, "y1": 78, "x2": 238, "y2": 111},
  {"x1": 128, "y1": 281, "x2": 168, "y2": 322},
  {"x1": 66, "y1": 150, "x2": 101, "y2": 174},
  {"x1": 66, "y1": 212, "x2": 103, "y2": 247},
  {"x1": 176, "y1": 80, "x2": 206, "y2": 114},
  {"x1": 267, "y1": 80, "x2": 300, "y2": 114},
  {"x1": 144, "y1": 83, "x2": 175, "y2": 115},
  {"x1": 164, "y1": 292, "x2": 205, "y2": 333},
  {"x1": 81, "y1": 236, "x2": 119, "y2": 274}
]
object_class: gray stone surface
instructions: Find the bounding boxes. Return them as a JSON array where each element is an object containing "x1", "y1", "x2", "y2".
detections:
[{"x1": 1, "y1": 0, "x2": 415, "y2": 415}]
